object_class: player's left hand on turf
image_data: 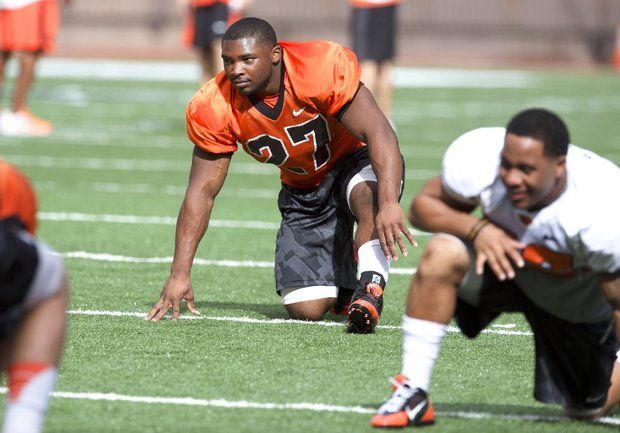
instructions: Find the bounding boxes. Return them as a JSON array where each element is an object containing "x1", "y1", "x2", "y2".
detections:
[{"x1": 375, "y1": 202, "x2": 417, "y2": 261}]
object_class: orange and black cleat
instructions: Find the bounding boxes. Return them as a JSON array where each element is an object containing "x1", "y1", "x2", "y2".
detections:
[
  {"x1": 371, "y1": 376, "x2": 435, "y2": 428},
  {"x1": 347, "y1": 281, "x2": 383, "y2": 333}
]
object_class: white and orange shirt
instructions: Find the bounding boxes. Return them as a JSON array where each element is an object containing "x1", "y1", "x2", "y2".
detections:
[
  {"x1": 186, "y1": 40, "x2": 365, "y2": 189},
  {"x1": 441, "y1": 127, "x2": 620, "y2": 323}
]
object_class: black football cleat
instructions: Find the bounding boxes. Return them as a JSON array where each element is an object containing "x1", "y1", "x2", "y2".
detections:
[{"x1": 347, "y1": 281, "x2": 383, "y2": 333}]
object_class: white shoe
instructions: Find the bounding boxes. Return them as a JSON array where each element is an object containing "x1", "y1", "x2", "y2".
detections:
[{"x1": 0, "y1": 109, "x2": 53, "y2": 137}]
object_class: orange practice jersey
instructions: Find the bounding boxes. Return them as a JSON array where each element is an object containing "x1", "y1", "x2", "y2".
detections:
[
  {"x1": 0, "y1": 161, "x2": 37, "y2": 234},
  {"x1": 190, "y1": 0, "x2": 227, "y2": 6},
  {"x1": 350, "y1": 0, "x2": 402, "y2": 8},
  {"x1": 186, "y1": 40, "x2": 365, "y2": 188},
  {"x1": 0, "y1": 0, "x2": 60, "y2": 53}
]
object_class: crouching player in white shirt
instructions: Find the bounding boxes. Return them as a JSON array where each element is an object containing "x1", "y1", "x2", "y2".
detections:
[
  {"x1": 371, "y1": 108, "x2": 620, "y2": 427},
  {"x1": 0, "y1": 161, "x2": 69, "y2": 433}
]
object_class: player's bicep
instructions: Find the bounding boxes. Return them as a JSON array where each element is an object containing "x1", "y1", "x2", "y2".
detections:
[
  {"x1": 339, "y1": 85, "x2": 391, "y2": 142},
  {"x1": 187, "y1": 147, "x2": 233, "y2": 200}
]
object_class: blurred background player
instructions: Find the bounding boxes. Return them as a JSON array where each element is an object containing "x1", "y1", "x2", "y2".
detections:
[
  {"x1": 350, "y1": 0, "x2": 401, "y2": 123},
  {"x1": 0, "y1": 0, "x2": 70, "y2": 137},
  {"x1": 371, "y1": 108, "x2": 620, "y2": 427},
  {"x1": 180, "y1": 0, "x2": 252, "y2": 84},
  {"x1": 0, "y1": 160, "x2": 69, "y2": 433},
  {"x1": 147, "y1": 17, "x2": 415, "y2": 333}
]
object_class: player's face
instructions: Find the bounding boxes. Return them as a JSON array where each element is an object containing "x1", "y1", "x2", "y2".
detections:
[
  {"x1": 221, "y1": 37, "x2": 281, "y2": 96},
  {"x1": 499, "y1": 133, "x2": 567, "y2": 211}
]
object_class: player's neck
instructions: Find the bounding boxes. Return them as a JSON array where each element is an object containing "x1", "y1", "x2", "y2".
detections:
[
  {"x1": 530, "y1": 172, "x2": 568, "y2": 212},
  {"x1": 254, "y1": 63, "x2": 282, "y2": 99}
]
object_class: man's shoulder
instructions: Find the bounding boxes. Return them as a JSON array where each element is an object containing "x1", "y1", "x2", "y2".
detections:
[
  {"x1": 281, "y1": 40, "x2": 357, "y2": 81},
  {"x1": 187, "y1": 73, "x2": 236, "y2": 124},
  {"x1": 281, "y1": 40, "x2": 360, "y2": 114},
  {"x1": 188, "y1": 73, "x2": 233, "y2": 109},
  {"x1": 551, "y1": 147, "x2": 620, "y2": 235},
  {"x1": 281, "y1": 40, "x2": 350, "y2": 61},
  {"x1": 441, "y1": 127, "x2": 505, "y2": 200}
]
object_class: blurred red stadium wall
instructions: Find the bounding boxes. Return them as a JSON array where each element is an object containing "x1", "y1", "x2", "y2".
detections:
[{"x1": 57, "y1": 0, "x2": 620, "y2": 67}]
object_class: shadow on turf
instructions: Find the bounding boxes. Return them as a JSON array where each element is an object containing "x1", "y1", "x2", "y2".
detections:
[
  {"x1": 193, "y1": 300, "x2": 287, "y2": 318},
  {"x1": 142, "y1": 299, "x2": 351, "y2": 324},
  {"x1": 188, "y1": 300, "x2": 350, "y2": 323},
  {"x1": 365, "y1": 401, "x2": 619, "y2": 427}
]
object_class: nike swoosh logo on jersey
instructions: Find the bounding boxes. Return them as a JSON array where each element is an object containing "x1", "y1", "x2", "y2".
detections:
[{"x1": 292, "y1": 108, "x2": 305, "y2": 117}]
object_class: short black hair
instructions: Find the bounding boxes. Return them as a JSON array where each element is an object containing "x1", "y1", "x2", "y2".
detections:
[
  {"x1": 223, "y1": 17, "x2": 277, "y2": 48},
  {"x1": 506, "y1": 108, "x2": 570, "y2": 157}
]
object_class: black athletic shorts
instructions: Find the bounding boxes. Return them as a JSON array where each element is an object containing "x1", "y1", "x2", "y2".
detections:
[
  {"x1": 274, "y1": 146, "x2": 404, "y2": 293},
  {"x1": 455, "y1": 267, "x2": 618, "y2": 413},
  {"x1": 193, "y1": 2, "x2": 228, "y2": 48},
  {"x1": 0, "y1": 219, "x2": 38, "y2": 338},
  {"x1": 351, "y1": 5, "x2": 398, "y2": 63}
]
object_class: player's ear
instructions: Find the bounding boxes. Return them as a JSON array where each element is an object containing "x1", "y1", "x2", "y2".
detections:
[
  {"x1": 271, "y1": 45, "x2": 282, "y2": 65},
  {"x1": 554, "y1": 155, "x2": 567, "y2": 178}
]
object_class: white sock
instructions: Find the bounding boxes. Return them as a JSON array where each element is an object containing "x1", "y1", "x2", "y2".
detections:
[
  {"x1": 401, "y1": 315, "x2": 447, "y2": 392},
  {"x1": 2, "y1": 366, "x2": 57, "y2": 433},
  {"x1": 357, "y1": 239, "x2": 389, "y2": 283}
]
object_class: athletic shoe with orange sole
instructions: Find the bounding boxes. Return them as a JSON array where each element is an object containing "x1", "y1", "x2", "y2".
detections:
[
  {"x1": 371, "y1": 375, "x2": 435, "y2": 428},
  {"x1": 346, "y1": 281, "x2": 383, "y2": 333},
  {"x1": 0, "y1": 109, "x2": 53, "y2": 137}
]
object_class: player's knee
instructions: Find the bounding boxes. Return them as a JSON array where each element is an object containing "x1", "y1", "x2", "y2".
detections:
[
  {"x1": 416, "y1": 236, "x2": 469, "y2": 282},
  {"x1": 285, "y1": 299, "x2": 334, "y2": 322},
  {"x1": 349, "y1": 181, "x2": 377, "y2": 224}
]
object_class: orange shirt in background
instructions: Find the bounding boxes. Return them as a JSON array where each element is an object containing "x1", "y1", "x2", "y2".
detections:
[
  {"x1": 350, "y1": 0, "x2": 401, "y2": 7},
  {"x1": 0, "y1": 161, "x2": 37, "y2": 235}
]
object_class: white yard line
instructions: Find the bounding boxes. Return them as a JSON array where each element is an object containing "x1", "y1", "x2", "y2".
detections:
[
  {"x1": 59, "y1": 251, "x2": 418, "y2": 276},
  {"x1": 0, "y1": 386, "x2": 616, "y2": 425},
  {"x1": 7, "y1": 57, "x2": 542, "y2": 88},
  {"x1": 40, "y1": 212, "x2": 280, "y2": 230},
  {"x1": 37, "y1": 181, "x2": 279, "y2": 199},
  {"x1": 66, "y1": 309, "x2": 533, "y2": 336},
  {"x1": 5, "y1": 154, "x2": 437, "y2": 180},
  {"x1": 39, "y1": 212, "x2": 431, "y2": 237}
]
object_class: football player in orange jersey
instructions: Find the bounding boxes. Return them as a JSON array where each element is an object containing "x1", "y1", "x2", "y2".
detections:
[
  {"x1": 147, "y1": 17, "x2": 416, "y2": 333},
  {"x1": 0, "y1": 0, "x2": 71, "y2": 137},
  {"x1": 0, "y1": 161, "x2": 69, "y2": 433}
]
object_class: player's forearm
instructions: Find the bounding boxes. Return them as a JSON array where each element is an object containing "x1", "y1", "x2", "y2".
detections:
[
  {"x1": 367, "y1": 128, "x2": 402, "y2": 206},
  {"x1": 409, "y1": 193, "x2": 478, "y2": 237},
  {"x1": 170, "y1": 193, "x2": 214, "y2": 277}
]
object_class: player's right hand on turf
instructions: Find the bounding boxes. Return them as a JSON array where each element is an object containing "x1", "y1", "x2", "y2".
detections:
[
  {"x1": 146, "y1": 275, "x2": 200, "y2": 321},
  {"x1": 472, "y1": 223, "x2": 525, "y2": 281}
]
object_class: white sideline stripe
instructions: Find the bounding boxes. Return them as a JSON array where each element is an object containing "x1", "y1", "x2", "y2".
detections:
[
  {"x1": 0, "y1": 386, "x2": 371, "y2": 414},
  {"x1": 0, "y1": 387, "x2": 615, "y2": 425},
  {"x1": 8, "y1": 58, "x2": 540, "y2": 88},
  {"x1": 59, "y1": 251, "x2": 418, "y2": 276},
  {"x1": 40, "y1": 212, "x2": 280, "y2": 230},
  {"x1": 5, "y1": 154, "x2": 436, "y2": 181},
  {"x1": 66, "y1": 309, "x2": 533, "y2": 336},
  {"x1": 62, "y1": 252, "x2": 275, "y2": 269},
  {"x1": 38, "y1": 211, "x2": 431, "y2": 237},
  {"x1": 37, "y1": 181, "x2": 279, "y2": 199}
]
